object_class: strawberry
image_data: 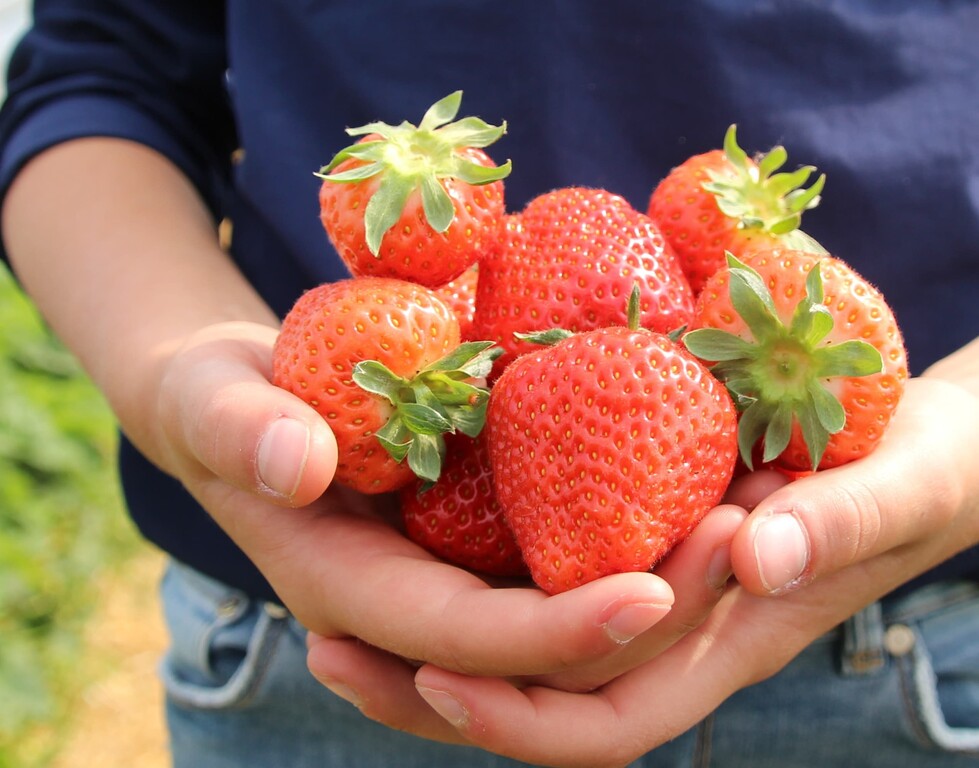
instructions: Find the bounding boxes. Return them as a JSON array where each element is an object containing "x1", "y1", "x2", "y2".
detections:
[
  {"x1": 486, "y1": 291, "x2": 738, "y2": 594},
  {"x1": 435, "y1": 264, "x2": 480, "y2": 341},
  {"x1": 646, "y1": 125, "x2": 826, "y2": 295},
  {"x1": 401, "y1": 432, "x2": 528, "y2": 578},
  {"x1": 683, "y1": 250, "x2": 908, "y2": 472},
  {"x1": 272, "y1": 277, "x2": 501, "y2": 494},
  {"x1": 317, "y1": 91, "x2": 510, "y2": 288},
  {"x1": 473, "y1": 187, "x2": 695, "y2": 377}
]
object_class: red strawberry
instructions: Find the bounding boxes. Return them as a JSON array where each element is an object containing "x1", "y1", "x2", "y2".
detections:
[
  {"x1": 435, "y1": 264, "x2": 480, "y2": 341},
  {"x1": 473, "y1": 187, "x2": 695, "y2": 376},
  {"x1": 647, "y1": 125, "x2": 826, "y2": 295},
  {"x1": 683, "y1": 250, "x2": 908, "y2": 472},
  {"x1": 272, "y1": 277, "x2": 500, "y2": 494},
  {"x1": 317, "y1": 91, "x2": 510, "y2": 288},
  {"x1": 401, "y1": 432, "x2": 528, "y2": 578},
  {"x1": 486, "y1": 292, "x2": 738, "y2": 594}
]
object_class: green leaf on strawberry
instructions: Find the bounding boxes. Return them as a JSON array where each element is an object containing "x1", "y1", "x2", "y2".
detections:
[
  {"x1": 352, "y1": 341, "x2": 502, "y2": 483},
  {"x1": 704, "y1": 125, "x2": 827, "y2": 243},
  {"x1": 317, "y1": 91, "x2": 512, "y2": 256},
  {"x1": 683, "y1": 253, "x2": 884, "y2": 471}
]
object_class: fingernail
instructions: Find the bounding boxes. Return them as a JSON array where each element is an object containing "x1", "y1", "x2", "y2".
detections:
[
  {"x1": 707, "y1": 545, "x2": 733, "y2": 591},
  {"x1": 753, "y1": 511, "x2": 810, "y2": 593},
  {"x1": 323, "y1": 680, "x2": 364, "y2": 711},
  {"x1": 257, "y1": 418, "x2": 310, "y2": 498},
  {"x1": 603, "y1": 602, "x2": 671, "y2": 644},
  {"x1": 416, "y1": 686, "x2": 470, "y2": 729}
]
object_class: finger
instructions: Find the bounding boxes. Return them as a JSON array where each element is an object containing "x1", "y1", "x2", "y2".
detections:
[
  {"x1": 220, "y1": 488, "x2": 677, "y2": 676},
  {"x1": 722, "y1": 469, "x2": 791, "y2": 510},
  {"x1": 730, "y1": 379, "x2": 979, "y2": 595},
  {"x1": 531, "y1": 504, "x2": 747, "y2": 692},
  {"x1": 410, "y1": 578, "x2": 847, "y2": 768},
  {"x1": 412, "y1": 599, "x2": 748, "y2": 768},
  {"x1": 306, "y1": 634, "x2": 468, "y2": 745},
  {"x1": 158, "y1": 322, "x2": 337, "y2": 506}
]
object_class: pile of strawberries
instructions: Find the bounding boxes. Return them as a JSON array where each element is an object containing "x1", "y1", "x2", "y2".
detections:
[{"x1": 272, "y1": 92, "x2": 908, "y2": 595}]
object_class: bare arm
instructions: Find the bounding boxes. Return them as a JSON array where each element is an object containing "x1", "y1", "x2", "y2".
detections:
[{"x1": 4, "y1": 136, "x2": 720, "y2": 681}]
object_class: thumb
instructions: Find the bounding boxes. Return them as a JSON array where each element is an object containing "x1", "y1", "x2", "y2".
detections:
[
  {"x1": 158, "y1": 321, "x2": 338, "y2": 507},
  {"x1": 729, "y1": 380, "x2": 975, "y2": 595}
]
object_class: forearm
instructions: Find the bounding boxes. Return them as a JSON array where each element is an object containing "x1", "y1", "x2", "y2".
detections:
[{"x1": 1, "y1": 137, "x2": 277, "y2": 470}]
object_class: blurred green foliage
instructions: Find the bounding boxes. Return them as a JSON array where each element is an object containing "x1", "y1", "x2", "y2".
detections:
[{"x1": 0, "y1": 263, "x2": 138, "y2": 767}]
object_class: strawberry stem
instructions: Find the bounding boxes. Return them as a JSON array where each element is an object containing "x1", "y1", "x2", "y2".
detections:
[
  {"x1": 316, "y1": 91, "x2": 512, "y2": 256},
  {"x1": 352, "y1": 341, "x2": 502, "y2": 483},
  {"x1": 683, "y1": 254, "x2": 883, "y2": 470},
  {"x1": 703, "y1": 125, "x2": 827, "y2": 241}
]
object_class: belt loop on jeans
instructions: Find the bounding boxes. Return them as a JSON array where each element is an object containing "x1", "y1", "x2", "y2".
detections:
[{"x1": 840, "y1": 601, "x2": 887, "y2": 676}]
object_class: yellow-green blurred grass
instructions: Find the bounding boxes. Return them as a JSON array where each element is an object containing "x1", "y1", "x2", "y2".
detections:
[{"x1": 0, "y1": 262, "x2": 142, "y2": 768}]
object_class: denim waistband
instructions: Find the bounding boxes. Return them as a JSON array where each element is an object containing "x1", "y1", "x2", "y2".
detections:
[{"x1": 840, "y1": 579, "x2": 979, "y2": 677}]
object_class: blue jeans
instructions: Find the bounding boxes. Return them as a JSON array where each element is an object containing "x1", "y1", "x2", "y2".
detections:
[{"x1": 160, "y1": 562, "x2": 979, "y2": 767}]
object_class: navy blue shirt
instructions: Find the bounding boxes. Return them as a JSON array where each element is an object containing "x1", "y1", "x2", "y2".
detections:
[{"x1": 2, "y1": 0, "x2": 977, "y2": 603}]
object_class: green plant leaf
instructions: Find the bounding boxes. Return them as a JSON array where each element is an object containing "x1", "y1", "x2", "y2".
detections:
[
  {"x1": 351, "y1": 360, "x2": 407, "y2": 402},
  {"x1": 406, "y1": 433, "x2": 446, "y2": 484},
  {"x1": 682, "y1": 328, "x2": 755, "y2": 362},
  {"x1": 813, "y1": 340, "x2": 884, "y2": 378},
  {"x1": 420, "y1": 173, "x2": 454, "y2": 233}
]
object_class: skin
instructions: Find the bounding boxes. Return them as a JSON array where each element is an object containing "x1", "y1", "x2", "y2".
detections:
[
  {"x1": 2, "y1": 137, "x2": 717, "y2": 674},
  {"x1": 5, "y1": 138, "x2": 979, "y2": 768},
  {"x1": 307, "y1": 369, "x2": 979, "y2": 768}
]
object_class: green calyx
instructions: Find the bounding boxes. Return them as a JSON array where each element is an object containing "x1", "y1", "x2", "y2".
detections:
[
  {"x1": 514, "y1": 285, "x2": 647, "y2": 348},
  {"x1": 683, "y1": 255, "x2": 883, "y2": 470},
  {"x1": 351, "y1": 341, "x2": 502, "y2": 485},
  {"x1": 316, "y1": 91, "x2": 512, "y2": 256},
  {"x1": 704, "y1": 124, "x2": 826, "y2": 243}
]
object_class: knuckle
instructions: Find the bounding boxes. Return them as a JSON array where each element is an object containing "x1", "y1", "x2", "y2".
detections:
[{"x1": 834, "y1": 479, "x2": 884, "y2": 561}]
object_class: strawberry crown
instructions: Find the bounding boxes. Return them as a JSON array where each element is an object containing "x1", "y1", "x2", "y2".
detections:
[
  {"x1": 317, "y1": 91, "x2": 512, "y2": 256},
  {"x1": 682, "y1": 254, "x2": 883, "y2": 470},
  {"x1": 705, "y1": 125, "x2": 826, "y2": 248},
  {"x1": 352, "y1": 341, "x2": 502, "y2": 485}
]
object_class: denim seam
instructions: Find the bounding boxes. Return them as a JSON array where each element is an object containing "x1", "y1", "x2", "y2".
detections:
[
  {"x1": 165, "y1": 609, "x2": 288, "y2": 711},
  {"x1": 194, "y1": 594, "x2": 250, "y2": 676},
  {"x1": 884, "y1": 581, "x2": 979, "y2": 625},
  {"x1": 691, "y1": 714, "x2": 713, "y2": 768},
  {"x1": 895, "y1": 625, "x2": 979, "y2": 755}
]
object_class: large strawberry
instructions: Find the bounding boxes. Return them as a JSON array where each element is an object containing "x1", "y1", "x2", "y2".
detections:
[
  {"x1": 401, "y1": 432, "x2": 528, "y2": 578},
  {"x1": 272, "y1": 277, "x2": 500, "y2": 494},
  {"x1": 486, "y1": 291, "x2": 738, "y2": 594},
  {"x1": 317, "y1": 91, "x2": 510, "y2": 288},
  {"x1": 473, "y1": 187, "x2": 695, "y2": 376},
  {"x1": 683, "y1": 250, "x2": 908, "y2": 472},
  {"x1": 647, "y1": 125, "x2": 825, "y2": 295}
]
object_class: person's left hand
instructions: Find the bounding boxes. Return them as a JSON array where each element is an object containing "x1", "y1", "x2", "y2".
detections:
[{"x1": 307, "y1": 373, "x2": 979, "y2": 768}]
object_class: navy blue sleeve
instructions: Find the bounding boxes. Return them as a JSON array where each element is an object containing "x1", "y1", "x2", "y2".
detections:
[{"x1": 0, "y1": 0, "x2": 236, "y2": 263}]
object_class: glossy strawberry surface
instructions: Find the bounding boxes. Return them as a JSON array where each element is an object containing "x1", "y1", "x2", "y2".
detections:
[
  {"x1": 474, "y1": 187, "x2": 695, "y2": 376},
  {"x1": 487, "y1": 326, "x2": 738, "y2": 594},
  {"x1": 435, "y1": 263, "x2": 480, "y2": 341},
  {"x1": 647, "y1": 127, "x2": 824, "y2": 295},
  {"x1": 272, "y1": 277, "x2": 461, "y2": 493},
  {"x1": 320, "y1": 144, "x2": 505, "y2": 288},
  {"x1": 647, "y1": 149, "x2": 768, "y2": 293},
  {"x1": 402, "y1": 433, "x2": 527, "y2": 578}
]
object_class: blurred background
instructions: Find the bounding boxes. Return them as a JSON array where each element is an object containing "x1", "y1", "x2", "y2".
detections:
[{"x1": 0, "y1": 3, "x2": 168, "y2": 766}]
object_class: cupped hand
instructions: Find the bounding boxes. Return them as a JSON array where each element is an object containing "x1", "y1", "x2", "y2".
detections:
[
  {"x1": 730, "y1": 375, "x2": 979, "y2": 597},
  {"x1": 303, "y1": 374, "x2": 979, "y2": 767},
  {"x1": 154, "y1": 320, "x2": 697, "y2": 678}
]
